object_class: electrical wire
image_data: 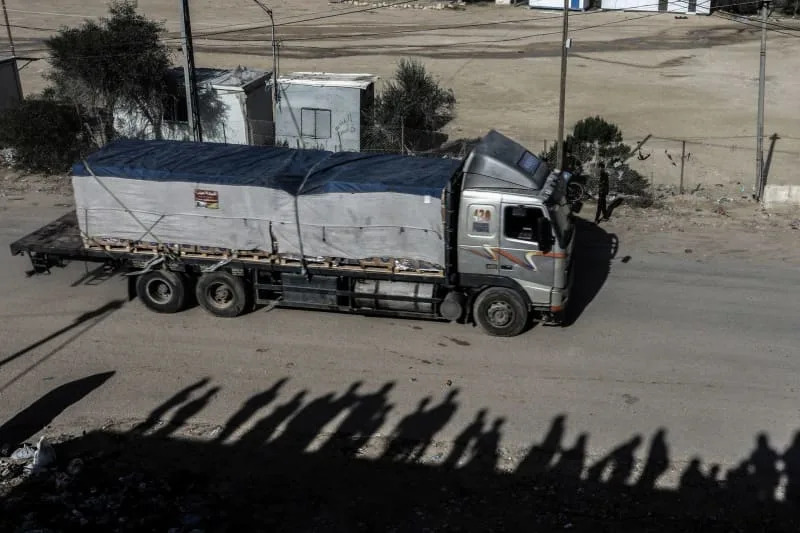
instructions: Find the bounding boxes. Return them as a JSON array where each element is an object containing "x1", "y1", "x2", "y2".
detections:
[
  {"x1": 8, "y1": 0, "x2": 799, "y2": 60},
  {"x1": 712, "y1": 10, "x2": 800, "y2": 37}
]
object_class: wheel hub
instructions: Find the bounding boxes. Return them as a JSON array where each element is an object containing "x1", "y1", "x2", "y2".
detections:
[
  {"x1": 487, "y1": 301, "x2": 514, "y2": 328},
  {"x1": 207, "y1": 282, "x2": 234, "y2": 309},
  {"x1": 146, "y1": 279, "x2": 173, "y2": 304}
]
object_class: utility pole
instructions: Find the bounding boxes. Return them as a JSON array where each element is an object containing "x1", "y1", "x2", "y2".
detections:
[
  {"x1": 253, "y1": 0, "x2": 279, "y2": 143},
  {"x1": 555, "y1": 0, "x2": 570, "y2": 171},
  {"x1": 679, "y1": 140, "x2": 686, "y2": 195},
  {"x1": 180, "y1": 0, "x2": 202, "y2": 142},
  {"x1": 2, "y1": 0, "x2": 15, "y2": 56},
  {"x1": 755, "y1": 0, "x2": 769, "y2": 201}
]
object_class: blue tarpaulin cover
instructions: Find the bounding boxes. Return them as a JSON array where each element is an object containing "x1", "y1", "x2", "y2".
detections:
[
  {"x1": 72, "y1": 139, "x2": 461, "y2": 197},
  {"x1": 71, "y1": 139, "x2": 461, "y2": 263}
]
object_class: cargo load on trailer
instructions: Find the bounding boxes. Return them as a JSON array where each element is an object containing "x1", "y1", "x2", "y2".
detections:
[
  {"x1": 71, "y1": 141, "x2": 461, "y2": 270},
  {"x1": 11, "y1": 130, "x2": 578, "y2": 337}
]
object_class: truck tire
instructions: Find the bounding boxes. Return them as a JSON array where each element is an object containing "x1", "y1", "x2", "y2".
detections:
[
  {"x1": 473, "y1": 287, "x2": 528, "y2": 337},
  {"x1": 136, "y1": 270, "x2": 187, "y2": 314},
  {"x1": 195, "y1": 271, "x2": 248, "y2": 318}
]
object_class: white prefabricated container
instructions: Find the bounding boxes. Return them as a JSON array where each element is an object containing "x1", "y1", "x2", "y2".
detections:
[
  {"x1": 600, "y1": 0, "x2": 710, "y2": 14},
  {"x1": 529, "y1": 0, "x2": 589, "y2": 10}
]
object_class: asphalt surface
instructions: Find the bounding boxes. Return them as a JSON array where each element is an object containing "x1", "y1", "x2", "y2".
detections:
[{"x1": 1, "y1": 202, "x2": 799, "y2": 489}]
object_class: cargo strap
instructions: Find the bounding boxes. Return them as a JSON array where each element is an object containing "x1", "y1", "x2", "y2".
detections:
[
  {"x1": 294, "y1": 152, "x2": 376, "y2": 277},
  {"x1": 201, "y1": 257, "x2": 231, "y2": 273},
  {"x1": 80, "y1": 160, "x2": 181, "y2": 262},
  {"x1": 124, "y1": 255, "x2": 165, "y2": 276}
]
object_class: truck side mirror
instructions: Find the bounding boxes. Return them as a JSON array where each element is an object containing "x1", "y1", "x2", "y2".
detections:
[{"x1": 536, "y1": 217, "x2": 553, "y2": 252}]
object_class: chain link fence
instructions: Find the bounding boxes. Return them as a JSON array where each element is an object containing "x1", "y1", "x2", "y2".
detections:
[{"x1": 244, "y1": 119, "x2": 800, "y2": 201}]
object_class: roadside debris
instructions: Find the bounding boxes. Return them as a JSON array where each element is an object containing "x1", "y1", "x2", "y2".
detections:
[{"x1": 10, "y1": 443, "x2": 36, "y2": 461}]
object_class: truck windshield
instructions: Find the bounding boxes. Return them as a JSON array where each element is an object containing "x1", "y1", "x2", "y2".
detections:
[{"x1": 548, "y1": 198, "x2": 573, "y2": 248}]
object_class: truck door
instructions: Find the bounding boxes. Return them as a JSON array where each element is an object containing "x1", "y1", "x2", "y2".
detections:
[
  {"x1": 498, "y1": 204, "x2": 556, "y2": 295},
  {"x1": 458, "y1": 202, "x2": 501, "y2": 275}
]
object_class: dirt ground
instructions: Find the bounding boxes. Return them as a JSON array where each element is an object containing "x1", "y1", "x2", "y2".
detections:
[
  {"x1": 6, "y1": 0, "x2": 800, "y2": 265},
  {"x1": 7, "y1": 0, "x2": 800, "y2": 191}
]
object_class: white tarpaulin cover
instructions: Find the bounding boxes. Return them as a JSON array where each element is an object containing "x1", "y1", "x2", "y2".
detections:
[{"x1": 71, "y1": 139, "x2": 461, "y2": 266}]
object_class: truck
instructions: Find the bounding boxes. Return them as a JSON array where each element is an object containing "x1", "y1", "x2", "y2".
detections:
[{"x1": 10, "y1": 130, "x2": 575, "y2": 337}]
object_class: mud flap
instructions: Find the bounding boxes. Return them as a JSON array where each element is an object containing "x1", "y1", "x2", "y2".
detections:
[{"x1": 127, "y1": 275, "x2": 138, "y2": 302}]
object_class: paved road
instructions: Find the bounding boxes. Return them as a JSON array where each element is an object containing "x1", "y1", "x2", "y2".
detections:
[{"x1": 1, "y1": 202, "x2": 798, "y2": 488}]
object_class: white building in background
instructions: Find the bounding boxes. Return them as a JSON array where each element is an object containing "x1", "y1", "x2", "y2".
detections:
[
  {"x1": 528, "y1": 0, "x2": 590, "y2": 11},
  {"x1": 272, "y1": 72, "x2": 379, "y2": 153},
  {"x1": 115, "y1": 66, "x2": 274, "y2": 145},
  {"x1": 599, "y1": 0, "x2": 710, "y2": 14},
  {"x1": 528, "y1": 0, "x2": 711, "y2": 14}
]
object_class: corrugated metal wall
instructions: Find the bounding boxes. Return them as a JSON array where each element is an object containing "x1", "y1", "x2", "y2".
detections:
[
  {"x1": 0, "y1": 59, "x2": 23, "y2": 110},
  {"x1": 275, "y1": 83, "x2": 364, "y2": 152}
]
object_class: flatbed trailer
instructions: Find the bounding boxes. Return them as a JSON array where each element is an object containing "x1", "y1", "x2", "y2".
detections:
[{"x1": 11, "y1": 210, "x2": 456, "y2": 322}]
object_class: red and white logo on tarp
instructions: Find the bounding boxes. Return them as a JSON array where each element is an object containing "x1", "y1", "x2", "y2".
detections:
[{"x1": 194, "y1": 189, "x2": 219, "y2": 209}]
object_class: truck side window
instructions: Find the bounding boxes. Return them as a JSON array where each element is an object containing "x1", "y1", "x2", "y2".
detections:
[{"x1": 504, "y1": 206, "x2": 543, "y2": 242}]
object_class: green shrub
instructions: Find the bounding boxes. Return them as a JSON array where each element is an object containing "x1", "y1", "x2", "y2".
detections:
[
  {"x1": 540, "y1": 116, "x2": 653, "y2": 203},
  {"x1": 0, "y1": 99, "x2": 93, "y2": 173}
]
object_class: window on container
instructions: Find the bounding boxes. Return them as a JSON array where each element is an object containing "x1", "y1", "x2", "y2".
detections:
[
  {"x1": 301, "y1": 108, "x2": 331, "y2": 139},
  {"x1": 503, "y1": 206, "x2": 544, "y2": 242},
  {"x1": 163, "y1": 93, "x2": 188, "y2": 123}
]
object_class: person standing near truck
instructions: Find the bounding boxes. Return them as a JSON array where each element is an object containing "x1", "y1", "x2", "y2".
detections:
[
  {"x1": 595, "y1": 161, "x2": 609, "y2": 224},
  {"x1": 595, "y1": 161, "x2": 623, "y2": 224}
]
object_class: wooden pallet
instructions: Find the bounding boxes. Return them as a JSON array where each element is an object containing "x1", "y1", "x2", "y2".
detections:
[{"x1": 82, "y1": 238, "x2": 443, "y2": 275}]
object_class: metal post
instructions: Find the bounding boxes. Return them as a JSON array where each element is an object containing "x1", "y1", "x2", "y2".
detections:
[
  {"x1": 1, "y1": 0, "x2": 15, "y2": 56},
  {"x1": 400, "y1": 116, "x2": 405, "y2": 155},
  {"x1": 180, "y1": 0, "x2": 202, "y2": 142},
  {"x1": 679, "y1": 140, "x2": 686, "y2": 195},
  {"x1": 253, "y1": 1, "x2": 278, "y2": 144},
  {"x1": 555, "y1": 0, "x2": 569, "y2": 171},
  {"x1": 755, "y1": 1, "x2": 768, "y2": 200}
]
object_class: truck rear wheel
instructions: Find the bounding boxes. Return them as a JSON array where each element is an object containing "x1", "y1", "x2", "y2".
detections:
[
  {"x1": 136, "y1": 270, "x2": 188, "y2": 314},
  {"x1": 473, "y1": 287, "x2": 528, "y2": 337},
  {"x1": 195, "y1": 271, "x2": 248, "y2": 318}
]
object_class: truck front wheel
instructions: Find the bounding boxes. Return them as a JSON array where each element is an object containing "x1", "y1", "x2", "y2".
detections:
[
  {"x1": 473, "y1": 287, "x2": 528, "y2": 337},
  {"x1": 195, "y1": 271, "x2": 248, "y2": 318},
  {"x1": 136, "y1": 270, "x2": 188, "y2": 314}
]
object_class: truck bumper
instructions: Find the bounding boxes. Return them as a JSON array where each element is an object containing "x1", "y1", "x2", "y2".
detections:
[{"x1": 549, "y1": 256, "x2": 575, "y2": 316}]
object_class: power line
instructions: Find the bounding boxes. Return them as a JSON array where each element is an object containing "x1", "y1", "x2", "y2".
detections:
[
  {"x1": 196, "y1": 9, "x2": 583, "y2": 42},
  {"x1": 7, "y1": 0, "x2": 791, "y2": 49},
  {"x1": 2, "y1": 0, "x2": 429, "y2": 50},
  {"x1": 6, "y1": 23, "x2": 60, "y2": 32},
  {"x1": 2, "y1": 10, "x2": 667, "y2": 58},
  {"x1": 2, "y1": 7, "x2": 259, "y2": 29},
  {"x1": 11, "y1": 0, "x2": 800, "y2": 61},
  {"x1": 192, "y1": 0, "x2": 706, "y2": 43},
  {"x1": 191, "y1": 0, "x2": 427, "y2": 39},
  {"x1": 713, "y1": 8, "x2": 800, "y2": 32},
  {"x1": 713, "y1": 11, "x2": 800, "y2": 37}
]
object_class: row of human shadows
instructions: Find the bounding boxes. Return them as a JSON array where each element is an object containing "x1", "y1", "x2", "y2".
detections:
[{"x1": 134, "y1": 377, "x2": 800, "y2": 504}]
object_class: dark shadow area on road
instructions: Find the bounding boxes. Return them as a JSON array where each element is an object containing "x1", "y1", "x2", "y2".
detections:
[
  {"x1": 0, "y1": 372, "x2": 115, "y2": 450},
  {"x1": 70, "y1": 264, "x2": 121, "y2": 288},
  {"x1": 563, "y1": 217, "x2": 618, "y2": 327},
  {"x1": 0, "y1": 299, "x2": 125, "y2": 371},
  {"x1": 2, "y1": 378, "x2": 799, "y2": 532}
]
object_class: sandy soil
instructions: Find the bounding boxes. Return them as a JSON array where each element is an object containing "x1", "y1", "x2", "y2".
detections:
[{"x1": 7, "y1": 0, "x2": 800, "y2": 191}]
